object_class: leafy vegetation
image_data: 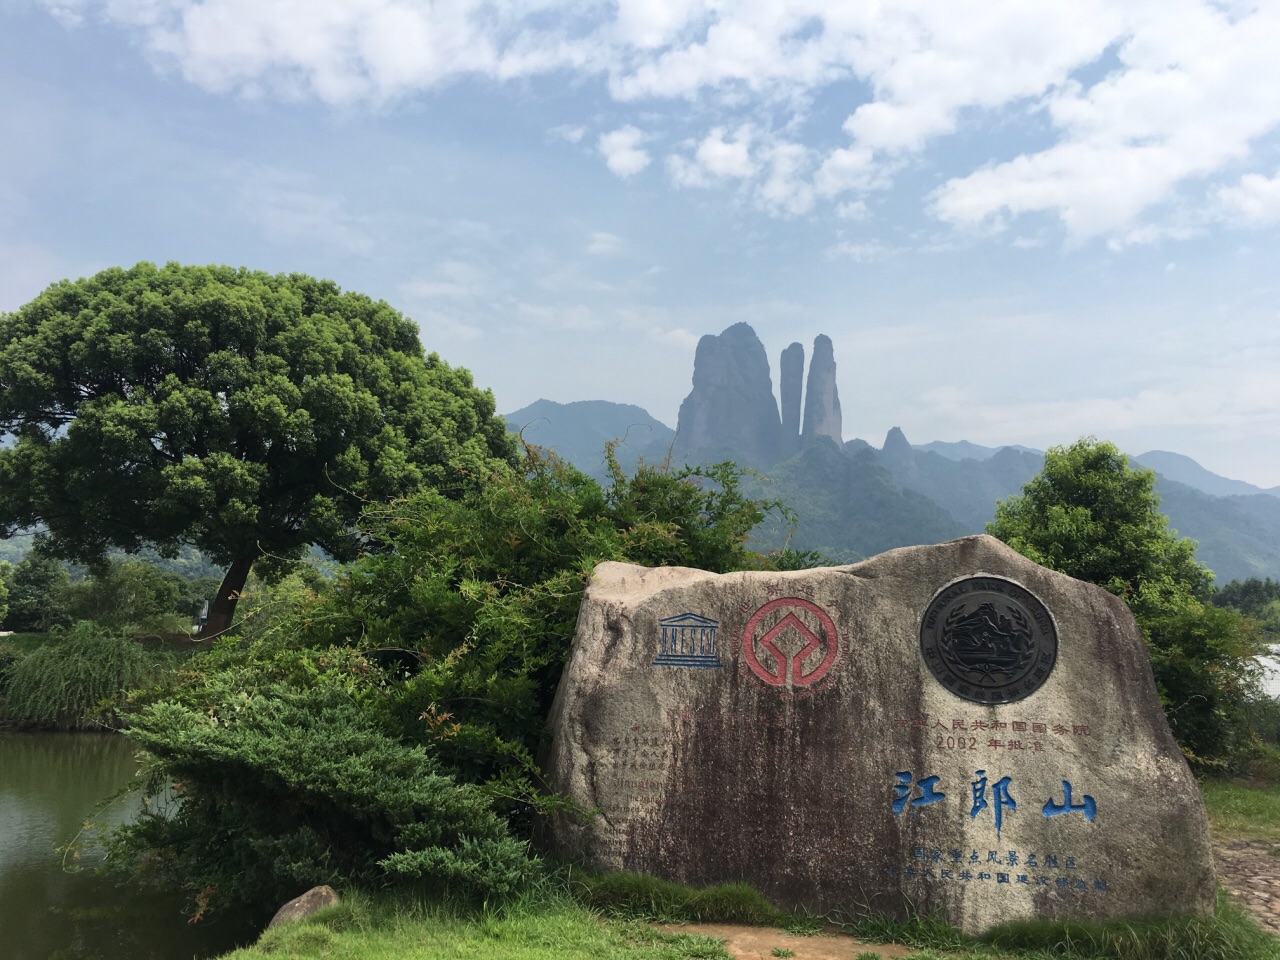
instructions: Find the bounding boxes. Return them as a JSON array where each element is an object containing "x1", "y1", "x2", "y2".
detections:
[
  {"x1": 979, "y1": 894, "x2": 1277, "y2": 960},
  {"x1": 988, "y1": 438, "x2": 1270, "y2": 770},
  {"x1": 1200, "y1": 781, "x2": 1280, "y2": 840},
  {"x1": 221, "y1": 894, "x2": 732, "y2": 960},
  {"x1": 0, "y1": 262, "x2": 515, "y2": 635},
  {"x1": 2, "y1": 621, "x2": 173, "y2": 728},
  {"x1": 107, "y1": 682, "x2": 538, "y2": 920},
  {"x1": 568, "y1": 870, "x2": 786, "y2": 925},
  {"x1": 102, "y1": 447, "x2": 797, "y2": 918}
]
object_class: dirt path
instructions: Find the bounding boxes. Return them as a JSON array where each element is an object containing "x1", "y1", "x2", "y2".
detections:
[
  {"x1": 1215, "y1": 840, "x2": 1280, "y2": 936},
  {"x1": 655, "y1": 924, "x2": 914, "y2": 960}
]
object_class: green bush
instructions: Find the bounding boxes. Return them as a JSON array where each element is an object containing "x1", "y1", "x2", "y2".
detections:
[
  {"x1": 0, "y1": 642, "x2": 19, "y2": 696},
  {"x1": 981, "y1": 893, "x2": 1276, "y2": 960},
  {"x1": 989, "y1": 439, "x2": 1270, "y2": 770},
  {"x1": 108, "y1": 682, "x2": 537, "y2": 920},
  {"x1": 105, "y1": 450, "x2": 792, "y2": 918},
  {"x1": 568, "y1": 870, "x2": 784, "y2": 925},
  {"x1": 2, "y1": 621, "x2": 170, "y2": 728},
  {"x1": 1, "y1": 552, "x2": 68, "y2": 632}
]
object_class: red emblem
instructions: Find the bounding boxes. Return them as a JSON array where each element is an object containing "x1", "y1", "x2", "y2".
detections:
[{"x1": 741, "y1": 597, "x2": 840, "y2": 689}]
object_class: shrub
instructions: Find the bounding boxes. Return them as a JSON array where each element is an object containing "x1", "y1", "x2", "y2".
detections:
[
  {"x1": 569, "y1": 870, "x2": 784, "y2": 925},
  {"x1": 2, "y1": 621, "x2": 169, "y2": 728},
  {"x1": 1, "y1": 552, "x2": 70, "y2": 632},
  {"x1": 108, "y1": 681, "x2": 537, "y2": 920}
]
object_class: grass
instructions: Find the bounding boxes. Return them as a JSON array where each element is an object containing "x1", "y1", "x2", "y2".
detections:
[
  {"x1": 979, "y1": 893, "x2": 1279, "y2": 960},
  {"x1": 212, "y1": 776, "x2": 1280, "y2": 960},
  {"x1": 1201, "y1": 780, "x2": 1280, "y2": 841},
  {"x1": 219, "y1": 892, "x2": 731, "y2": 960},
  {"x1": 567, "y1": 869, "x2": 787, "y2": 926}
]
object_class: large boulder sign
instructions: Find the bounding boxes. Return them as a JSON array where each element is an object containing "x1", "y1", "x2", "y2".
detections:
[{"x1": 542, "y1": 535, "x2": 1215, "y2": 934}]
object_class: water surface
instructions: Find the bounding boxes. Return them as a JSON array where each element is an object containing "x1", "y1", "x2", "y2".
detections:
[{"x1": 0, "y1": 732, "x2": 257, "y2": 960}]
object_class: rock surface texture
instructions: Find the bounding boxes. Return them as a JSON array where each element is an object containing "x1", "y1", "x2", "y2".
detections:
[
  {"x1": 266, "y1": 885, "x2": 341, "y2": 930},
  {"x1": 779, "y1": 341, "x2": 805, "y2": 451},
  {"x1": 674, "y1": 323, "x2": 784, "y2": 467},
  {"x1": 542, "y1": 536, "x2": 1215, "y2": 934},
  {"x1": 801, "y1": 334, "x2": 842, "y2": 445}
]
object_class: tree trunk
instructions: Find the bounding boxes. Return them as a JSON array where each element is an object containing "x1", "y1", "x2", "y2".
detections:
[{"x1": 198, "y1": 555, "x2": 255, "y2": 640}]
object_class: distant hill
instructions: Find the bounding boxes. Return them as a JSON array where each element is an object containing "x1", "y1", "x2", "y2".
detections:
[
  {"x1": 1135, "y1": 450, "x2": 1280, "y2": 499},
  {"x1": 914, "y1": 439, "x2": 1042, "y2": 461},
  {"x1": 879, "y1": 427, "x2": 1043, "y2": 531},
  {"x1": 502, "y1": 399, "x2": 674, "y2": 479},
  {"x1": 749, "y1": 439, "x2": 964, "y2": 562},
  {"x1": 1153, "y1": 481, "x2": 1280, "y2": 585},
  {"x1": 501, "y1": 326, "x2": 1280, "y2": 585}
]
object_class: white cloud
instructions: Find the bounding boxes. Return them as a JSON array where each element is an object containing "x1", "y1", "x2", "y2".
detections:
[
  {"x1": 598, "y1": 125, "x2": 651, "y2": 178},
  {"x1": 43, "y1": 0, "x2": 1280, "y2": 242},
  {"x1": 1218, "y1": 171, "x2": 1280, "y2": 224},
  {"x1": 585, "y1": 231, "x2": 625, "y2": 256},
  {"x1": 668, "y1": 124, "x2": 757, "y2": 188},
  {"x1": 835, "y1": 200, "x2": 869, "y2": 221},
  {"x1": 826, "y1": 240, "x2": 897, "y2": 263},
  {"x1": 550, "y1": 124, "x2": 585, "y2": 144},
  {"x1": 235, "y1": 168, "x2": 373, "y2": 255}
]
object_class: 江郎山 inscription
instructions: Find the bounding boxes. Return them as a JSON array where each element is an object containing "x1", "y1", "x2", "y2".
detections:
[
  {"x1": 542, "y1": 536, "x2": 1215, "y2": 936},
  {"x1": 920, "y1": 576, "x2": 1058, "y2": 705}
]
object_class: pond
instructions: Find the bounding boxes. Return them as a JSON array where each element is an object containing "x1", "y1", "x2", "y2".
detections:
[{"x1": 0, "y1": 732, "x2": 259, "y2": 960}]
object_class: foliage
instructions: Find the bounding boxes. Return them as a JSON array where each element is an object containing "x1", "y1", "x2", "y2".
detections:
[
  {"x1": 1, "y1": 551, "x2": 72, "y2": 632},
  {"x1": 58, "y1": 557, "x2": 183, "y2": 631},
  {"x1": 988, "y1": 438, "x2": 1211, "y2": 601},
  {"x1": 0, "y1": 560, "x2": 9, "y2": 625},
  {"x1": 2, "y1": 621, "x2": 171, "y2": 728},
  {"x1": 265, "y1": 447, "x2": 789, "y2": 793},
  {"x1": 107, "y1": 448, "x2": 792, "y2": 916},
  {"x1": 980, "y1": 893, "x2": 1277, "y2": 960},
  {"x1": 223, "y1": 894, "x2": 731, "y2": 960},
  {"x1": 1213, "y1": 577, "x2": 1280, "y2": 642},
  {"x1": 108, "y1": 680, "x2": 538, "y2": 921},
  {"x1": 1200, "y1": 780, "x2": 1280, "y2": 840},
  {"x1": 0, "y1": 261, "x2": 516, "y2": 633},
  {"x1": 567, "y1": 870, "x2": 785, "y2": 925},
  {"x1": 988, "y1": 438, "x2": 1268, "y2": 768}
]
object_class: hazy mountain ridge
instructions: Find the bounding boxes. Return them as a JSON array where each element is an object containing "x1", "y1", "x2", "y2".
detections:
[{"x1": 502, "y1": 322, "x2": 1280, "y2": 582}]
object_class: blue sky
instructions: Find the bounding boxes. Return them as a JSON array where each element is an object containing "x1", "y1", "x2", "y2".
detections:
[{"x1": 4, "y1": 0, "x2": 1280, "y2": 484}]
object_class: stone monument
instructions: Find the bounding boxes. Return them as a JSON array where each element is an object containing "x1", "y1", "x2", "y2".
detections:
[{"x1": 542, "y1": 535, "x2": 1215, "y2": 934}]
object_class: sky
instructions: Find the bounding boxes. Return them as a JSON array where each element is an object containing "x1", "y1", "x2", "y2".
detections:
[{"x1": 3, "y1": 1, "x2": 1280, "y2": 486}]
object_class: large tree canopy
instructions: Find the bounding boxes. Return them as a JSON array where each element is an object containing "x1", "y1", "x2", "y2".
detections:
[
  {"x1": 988, "y1": 437, "x2": 1264, "y2": 767},
  {"x1": 987, "y1": 437, "x2": 1211, "y2": 601},
  {"x1": 0, "y1": 262, "x2": 516, "y2": 634}
]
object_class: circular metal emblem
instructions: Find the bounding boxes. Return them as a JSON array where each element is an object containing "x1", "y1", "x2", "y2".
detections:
[{"x1": 919, "y1": 576, "x2": 1058, "y2": 705}]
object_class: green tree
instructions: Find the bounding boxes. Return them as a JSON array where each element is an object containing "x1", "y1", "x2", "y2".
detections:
[
  {"x1": 988, "y1": 438, "x2": 1265, "y2": 767},
  {"x1": 1, "y1": 552, "x2": 70, "y2": 632},
  {"x1": 0, "y1": 262, "x2": 515, "y2": 637},
  {"x1": 0, "y1": 561, "x2": 10, "y2": 625},
  {"x1": 106, "y1": 449, "x2": 792, "y2": 917}
]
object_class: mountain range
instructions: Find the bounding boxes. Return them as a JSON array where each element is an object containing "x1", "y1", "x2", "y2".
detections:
[{"x1": 504, "y1": 324, "x2": 1280, "y2": 586}]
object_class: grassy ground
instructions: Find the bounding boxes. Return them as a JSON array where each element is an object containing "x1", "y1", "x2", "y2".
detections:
[
  {"x1": 196, "y1": 757, "x2": 1280, "y2": 960},
  {"x1": 220, "y1": 880, "x2": 1278, "y2": 960},
  {"x1": 222, "y1": 895, "x2": 731, "y2": 960},
  {"x1": 1201, "y1": 780, "x2": 1280, "y2": 842}
]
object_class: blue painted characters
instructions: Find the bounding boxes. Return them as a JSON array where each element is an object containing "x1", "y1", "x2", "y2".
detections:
[
  {"x1": 1042, "y1": 780, "x2": 1097, "y2": 821},
  {"x1": 892, "y1": 772, "x2": 946, "y2": 814},
  {"x1": 889, "y1": 770, "x2": 1100, "y2": 838},
  {"x1": 970, "y1": 769, "x2": 1017, "y2": 837}
]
